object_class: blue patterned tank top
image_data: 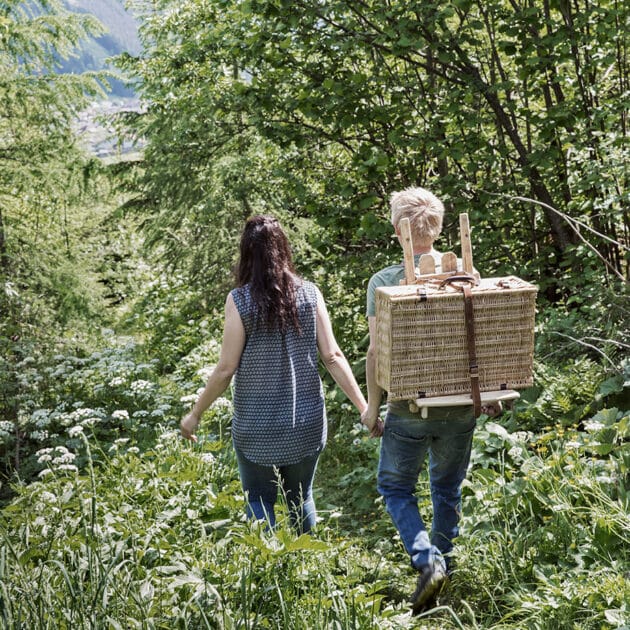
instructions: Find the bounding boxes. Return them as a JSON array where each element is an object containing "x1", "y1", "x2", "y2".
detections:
[{"x1": 230, "y1": 280, "x2": 326, "y2": 465}]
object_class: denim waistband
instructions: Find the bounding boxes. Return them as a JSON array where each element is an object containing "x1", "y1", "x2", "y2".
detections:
[{"x1": 387, "y1": 400, "x2": 475, "y2": 422}]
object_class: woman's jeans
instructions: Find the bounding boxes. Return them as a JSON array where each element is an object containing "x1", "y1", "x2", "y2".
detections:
[
  {"x1": 234, "y1": 444, "x2": 319, "y2": 534},
  {"x1": 377, "y1": 408, "x2": 476, "y2": 572}
]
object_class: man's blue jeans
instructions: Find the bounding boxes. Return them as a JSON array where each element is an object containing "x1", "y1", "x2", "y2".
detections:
[
  {"x1": 234, "y1": 444, "x2": 320, "y2": 534},
  {"x1": 377, "y1": 407, "x2": 475, "y2": 572}
]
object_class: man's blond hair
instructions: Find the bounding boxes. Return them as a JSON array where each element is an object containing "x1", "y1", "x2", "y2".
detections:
[{"x1": 390, "y1": 187, "x2": 444, "y2": 246}]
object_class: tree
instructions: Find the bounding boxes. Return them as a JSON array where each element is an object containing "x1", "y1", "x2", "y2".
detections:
[
  {"x1": 0, "y1": 0, "x2": 107, "y2": 476},
  {"x1": 0, "y1": 0, "x2": 107, "y2": 270},
  {"x1": 125, "y1": 0, "x2": 627, "y2": 301}
]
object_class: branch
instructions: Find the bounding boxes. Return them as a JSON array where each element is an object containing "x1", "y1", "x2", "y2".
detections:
[
  {"x1": 488, "y1": 192, "x2": 628, "y2": 282},
  {"x1": 551, "y1": 332, "x2": 619, "y2": 370},
  {"x1": 582, "y1": 336, "x2": 630, "y2": 350}
]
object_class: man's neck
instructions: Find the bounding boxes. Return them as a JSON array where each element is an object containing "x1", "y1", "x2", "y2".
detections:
[{"x1": 413, "y1": 245, "x2": 434, "y2": 256}]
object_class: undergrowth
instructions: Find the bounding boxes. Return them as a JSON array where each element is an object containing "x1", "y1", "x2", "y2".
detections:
[{"x1": 0, "y1": 337, "x2": 628, "y2": 628}]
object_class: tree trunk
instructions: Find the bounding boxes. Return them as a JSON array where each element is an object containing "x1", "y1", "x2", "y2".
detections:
[{"x1": 455, "y1": 55, "x2": 578, "y2": 251}]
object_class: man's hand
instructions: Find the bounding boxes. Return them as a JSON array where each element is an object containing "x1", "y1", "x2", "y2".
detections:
[
  {"x1": 361, "y1": 409, "x2": 384, "y2": 438},
  {"x1": 481, "y1": 401, "x2": 503, "y2": 418},
  {"x1": 180, "y1": 413, "x2": 200, "y2": 442}
]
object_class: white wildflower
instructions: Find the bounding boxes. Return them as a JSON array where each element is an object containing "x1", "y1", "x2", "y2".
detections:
[
  {"x1": 158, "y1": 430, "x2": 178, "y2": 443},
  {"x1": 58, "y1": 413, "x2": 74, "y2": 427},
  {"x1": 29, "y1": 430, "x2": 49, "y2": 441},
  {"x1": 130, "y1": 380, "x2": 154, "y2": 394},
  {"x1": 508, "y1": 446, "x2": 525, "y2": 462},
  {"x1": 57, "y1": 464, "x2": 78, "y2": 473},
  {"x1": 68, "y1": 425, "x2": 84, "y2": 438},
  {"x1": 52, "y1": 451, "x2": 76, "y2": 465},
  {"x1": 112, "y1": 410, "x2": 129, "y2": 420},
  {"x1": 179, "y1": 394, "x2": 198, "y2": 404},
  {"x1": 31, "y1": 410, "x2": 51, "y2": 428},
  {"x1": 39, "y1": 491, "x2": 56, "y2": 503},
  {"x1": 38, "y1": 469, "x2": 54, "y2": 478},
  {"x1": 512, "y1": 431, "x2": 531, "y2": 443},
  {"x1": 75, "y1": 408, "x2": 98, "y2": 418},
  {"x1": 583, "y1": 420, "x2": 605, "y2": 432},
  {"x1": 196, "y1": 366, "x2": 214, "y2": 381},
  {"x1": 212, "y1": 397, "x2": 232, "y2": 410},
  {"x1": 127, "y1": 447, "x2": 140, "y2": 455},
  {"x1": 109, "y1": 377, "x2": 125, "y2": 387}
]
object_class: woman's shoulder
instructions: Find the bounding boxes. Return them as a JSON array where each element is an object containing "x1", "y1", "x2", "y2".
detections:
[
  {"x1": 298, "y1": 277, "x2": 316, "y2": 290},
  {"x1": 296, "y1": 278, "x2": 321, "y2": 303},
  {"x1": 230, "y1": 285, "x2": 247, "y2": 298},
  {"x1": 230, "y1": 285, "x2": 252, "y2": 309}
]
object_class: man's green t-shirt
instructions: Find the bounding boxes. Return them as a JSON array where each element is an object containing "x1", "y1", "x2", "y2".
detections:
[{"x1": 366, "y1": 251, "x2": 444, "y2": 317}]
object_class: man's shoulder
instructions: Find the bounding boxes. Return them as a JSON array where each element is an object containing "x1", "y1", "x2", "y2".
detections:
[
  {"x1": 367, "y1": 263, "x2": 404, "y2": 317},
  {"x1": 369, "y1": 263, "x2": 405, "y2": 288}
]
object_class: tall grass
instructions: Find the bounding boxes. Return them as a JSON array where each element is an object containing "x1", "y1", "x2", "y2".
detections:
[
  {"x1": 0, "y1": 427, "x2": 409, "y2": 629},
  {"x1": 450, "y1": 421, "x2": 630, "y2": 630},
  {"x1": 1, "y1": 355, "x2": 628, "y2": 629}
]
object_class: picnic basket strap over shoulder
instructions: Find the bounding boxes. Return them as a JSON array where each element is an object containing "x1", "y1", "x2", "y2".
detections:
[
  {"x1": 462, "y1": 285, "x2": 481, "y2": 418},
  {"x1": 439, "y1": 275, "x2": 482, "y2": 417}
]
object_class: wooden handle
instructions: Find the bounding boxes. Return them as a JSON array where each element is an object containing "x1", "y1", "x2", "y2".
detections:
[
  {"x1": 399, "y1": 217, "x2": 416, "y2": 284},
  {"x1": 459, "y1": 213, "x2": 474, "y2": 275}
]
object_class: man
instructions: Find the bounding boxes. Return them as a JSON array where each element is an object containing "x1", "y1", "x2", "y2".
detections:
[{"x1": 361, "y1": 187, "x2": 494, "y2": 615}]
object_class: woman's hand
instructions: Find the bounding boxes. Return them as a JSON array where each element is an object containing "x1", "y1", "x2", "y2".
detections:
[
  {"x1": 361, "y1": 409, "x2": 384, "y2": 438},
  {"x1": 180, "y1": 413, "x2": 200, "y2": 442}
]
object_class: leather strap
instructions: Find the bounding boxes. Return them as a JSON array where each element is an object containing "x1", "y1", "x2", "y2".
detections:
[
  {"x1": 439, "y1": 274, "x2": 482, "y2": 416},
  {"x1": 462, "y1": 285, "x2": 482, "y2": 418},
  {"x1": 439, "y1": 274, "x2": 479, "y2": 289}
]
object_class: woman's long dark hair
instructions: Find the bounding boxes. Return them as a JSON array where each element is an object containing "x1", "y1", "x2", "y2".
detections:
[{"x1": 237, "y1": 215, "x2": 301, "y2": 333}]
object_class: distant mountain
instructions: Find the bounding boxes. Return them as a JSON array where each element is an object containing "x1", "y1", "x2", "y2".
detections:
[{"x1": 58, "y1": 0, "x2": 142, "y2": 96}]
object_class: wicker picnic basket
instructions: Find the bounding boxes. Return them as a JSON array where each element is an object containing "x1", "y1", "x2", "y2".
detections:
[{"x1": 375, "y1": 214, "x2": 537, "y2": 408}]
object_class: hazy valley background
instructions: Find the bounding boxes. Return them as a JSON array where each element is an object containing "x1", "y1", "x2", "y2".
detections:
[{"x1": 58, "y1": 0, "x2": 142, "y2": 157}]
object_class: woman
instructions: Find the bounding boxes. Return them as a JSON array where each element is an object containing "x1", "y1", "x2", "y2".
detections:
[{"x1": 181, "y1": 215, "x2": 382, "y2": 533}]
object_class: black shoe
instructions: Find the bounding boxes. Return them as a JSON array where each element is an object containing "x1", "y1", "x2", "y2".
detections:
[{"x1": 409, "y1": 561, "x2": 447, "y2": 616}]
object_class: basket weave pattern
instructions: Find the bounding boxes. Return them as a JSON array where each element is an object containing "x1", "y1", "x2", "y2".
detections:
[{"x1": 375, "y1": 276, "x2": 537, "y2": 401}]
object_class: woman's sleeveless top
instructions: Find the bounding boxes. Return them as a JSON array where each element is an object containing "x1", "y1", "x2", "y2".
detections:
[{"x1": 230, "y1": 280, "x2": 326, "y2": 466}]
